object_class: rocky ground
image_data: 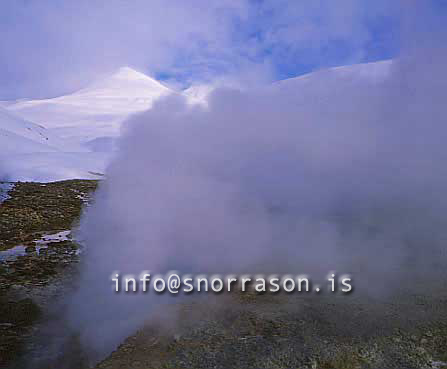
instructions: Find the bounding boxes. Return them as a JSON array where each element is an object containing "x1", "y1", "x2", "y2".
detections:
[
  {"x1": 1, "y1": 180, "x2": 446, "y2": 369},
  {"x1": 94, "y1": 290, "x2": 447, "y2": 369},
  {"x1": 0, "y1": 180, "x2": 97, "y2": 250},
  {"x1": 0, "y1": 180, "x2": 98, "y2": 368}
]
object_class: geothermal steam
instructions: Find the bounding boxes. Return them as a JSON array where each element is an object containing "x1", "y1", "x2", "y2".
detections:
[{"x1": 67, "y1": 49, "x2": 447, "y2": 362}]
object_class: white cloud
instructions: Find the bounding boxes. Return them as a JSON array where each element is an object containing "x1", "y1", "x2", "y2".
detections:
[{"x1": 1, "y1": 0, "x2": 399, "y2": 98}]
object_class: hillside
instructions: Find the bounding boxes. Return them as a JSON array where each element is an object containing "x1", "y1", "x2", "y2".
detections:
[{"x1": 3, "y1": 67, "x2": 174, "y2": 143}]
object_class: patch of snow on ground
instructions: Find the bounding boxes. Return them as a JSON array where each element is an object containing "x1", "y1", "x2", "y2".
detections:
[
  {"x1": 0, "y1": 230, "x2": 74, "y2": 261},
  {"x1": 0, "y1": 182, "x2": 14, "y2": 204}
]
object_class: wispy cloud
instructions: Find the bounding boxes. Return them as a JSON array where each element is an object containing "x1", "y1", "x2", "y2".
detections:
[{"x1": 1, "y1": 0, "x2": 401, "y2": 99}]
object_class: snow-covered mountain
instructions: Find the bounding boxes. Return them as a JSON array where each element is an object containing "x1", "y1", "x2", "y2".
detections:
[
  {"x1": 0, "y1": 67, "x2": 175, "y2": 181},
  {"x1": 0, "y1": 62, "x2": 393, "y2": 182},
  {"x1": 4, "y1": 67, "x2": 174, "y2": 144}
]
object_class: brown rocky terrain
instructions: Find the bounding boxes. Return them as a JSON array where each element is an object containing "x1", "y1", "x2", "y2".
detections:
[
  {"x1": 1, "y1": 180, "x2": 446, "y2": 369},
  {"x1": 94, "y1": 290, "x2": 447, "y2": 369},
  {"x1": 0, "y1": 180, "x2": 98, "y2": 368}
]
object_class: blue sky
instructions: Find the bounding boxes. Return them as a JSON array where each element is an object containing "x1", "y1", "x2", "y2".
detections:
[{"x1": 0, "y1": 1, "x2": 442, "y2": 99}]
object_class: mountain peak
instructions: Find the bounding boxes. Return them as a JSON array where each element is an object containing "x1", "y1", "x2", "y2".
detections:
[
  {"x1": 76, "y1": 66, "x2": 173, "y2": 98},
  {"x1": 110, "y1": 67, "x2": 155, "y2": 81},
  {"x1": 4, "y1": 66, "x2": 175, "y2": 141}
]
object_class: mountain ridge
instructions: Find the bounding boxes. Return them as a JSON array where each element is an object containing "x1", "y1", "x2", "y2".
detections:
[{"x1": 1, "y1": 61, "x2": 393, "y2": 182}]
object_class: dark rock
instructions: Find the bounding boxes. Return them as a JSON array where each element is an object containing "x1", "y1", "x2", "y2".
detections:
[{"x1": 25, "y1": 245, "x2": 36, "y2": 253}]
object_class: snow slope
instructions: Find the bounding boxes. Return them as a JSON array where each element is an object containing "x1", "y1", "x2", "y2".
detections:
[
  {"x1": 0, "y1": 107, "x2": 83, "y2": 153},
  {"x1": 0, "y1": 107, "x2": 105, "y2": 181},
  {"x1": 4, "y1": 67, "x2": 173, "y2": 143},
  {"x1": 2, "y1": 152, "x2": 109, "y2": 182},
  {"x1": 274, "y1": 59, "x2": 393, "y2": 90},
  {"x1": 0, "y1": 128, "x2": 58, "y2": 155}
]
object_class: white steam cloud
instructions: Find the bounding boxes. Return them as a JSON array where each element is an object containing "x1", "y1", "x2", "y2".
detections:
[{"x1": 63, "y1": 42, "x2": 447, "y2": 364}]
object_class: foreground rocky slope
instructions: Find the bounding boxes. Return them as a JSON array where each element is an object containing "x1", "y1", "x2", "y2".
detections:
[
  {"x1": 1, "y1": 180, "x2": 446, "y2": 369},
  {"x1": 0, "y1": 180, "x2": 97, "y2": 250},
  {"x1": 95, "y1": 290, "x2": 447, "y2": 369},
  {"x1": 0, "y1": 180, "x2": 98, "y2": 368}
]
